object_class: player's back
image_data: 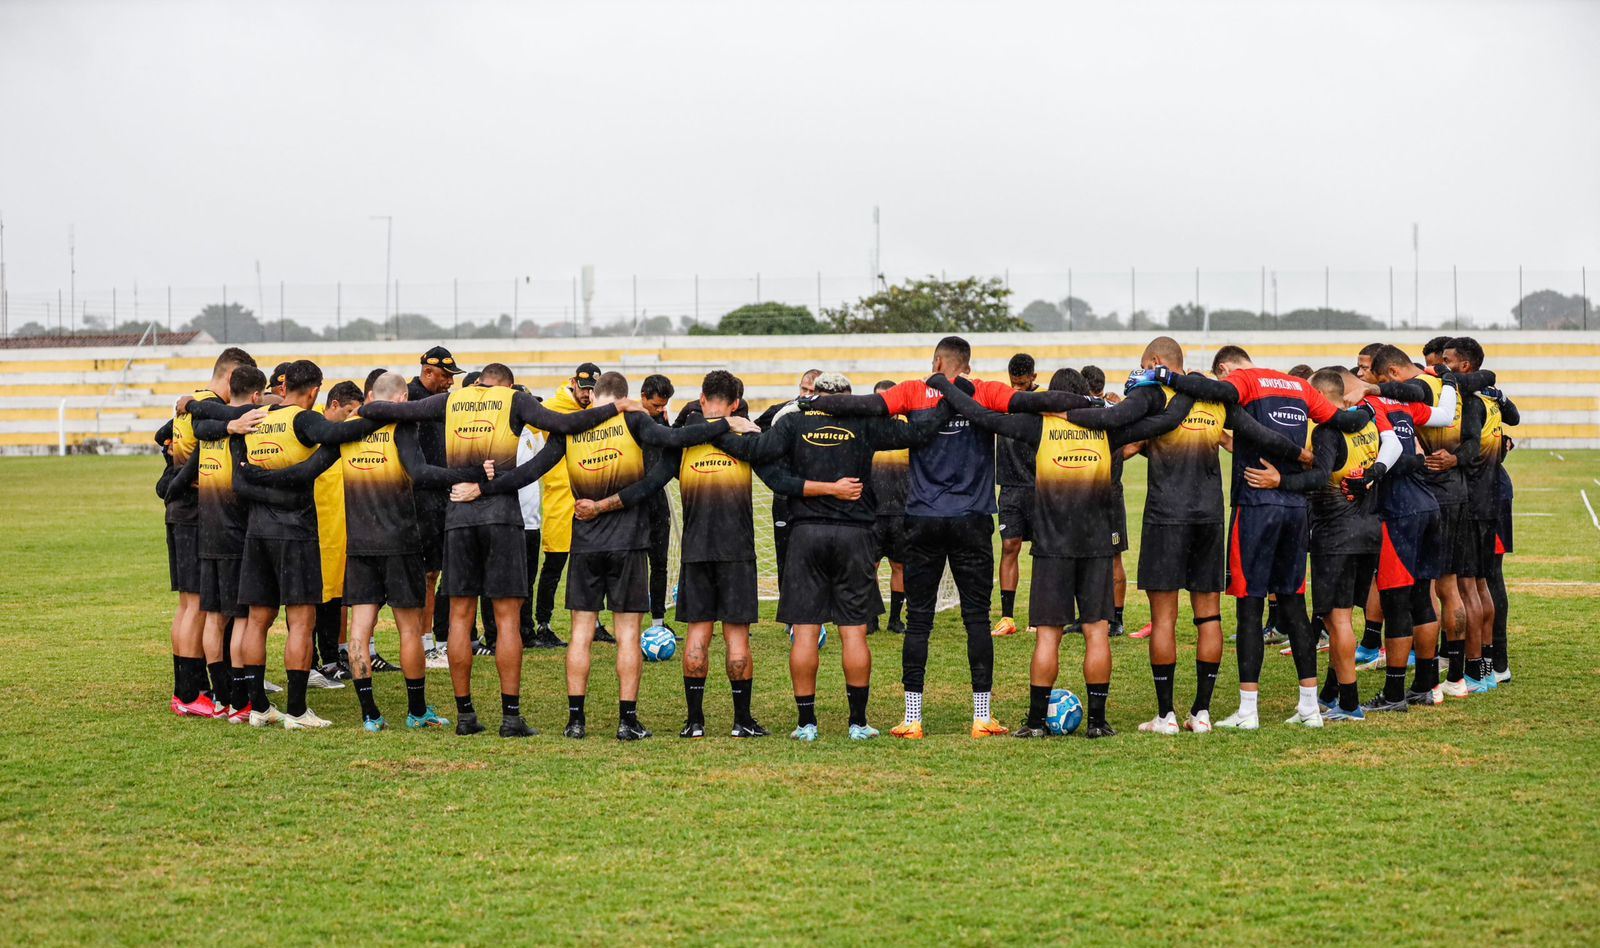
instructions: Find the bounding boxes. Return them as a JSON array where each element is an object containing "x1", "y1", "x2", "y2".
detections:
[{"x1": 1227, "y1": 367, "x2": 1319, "y2": 508}]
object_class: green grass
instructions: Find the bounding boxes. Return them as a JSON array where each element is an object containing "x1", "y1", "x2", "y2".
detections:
[{"x1": 3, "y1": 451, "x2": 1599, "y2": 944}]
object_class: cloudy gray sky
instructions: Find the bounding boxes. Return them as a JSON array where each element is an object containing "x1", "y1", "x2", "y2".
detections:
[{"x1": 1, "y1": 0, "x2": 1596, "y2": 314}]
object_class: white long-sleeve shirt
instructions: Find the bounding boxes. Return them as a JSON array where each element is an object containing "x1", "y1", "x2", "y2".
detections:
[{"x1": 516, "y1": 426, "x2": 544, "y2": 530}]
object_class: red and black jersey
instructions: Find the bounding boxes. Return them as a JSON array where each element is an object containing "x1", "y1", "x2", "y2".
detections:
[
  {"x1": 878, "y1": 378, "x2": 1016, "y2": 518},
  {"x1": 1222, "y1": 367, "x2": 1342, "y2": 509}
]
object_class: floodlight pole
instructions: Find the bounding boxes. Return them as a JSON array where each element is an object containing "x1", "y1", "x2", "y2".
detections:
[{"x1": 371, "y1": 215, "x2": 393, "y2": 336}]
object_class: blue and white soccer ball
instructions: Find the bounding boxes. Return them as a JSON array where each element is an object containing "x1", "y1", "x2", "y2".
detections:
[
  {"x1": 641, "y1": 625, "x2": 677, "y2": 662},
  {"x1": 1046, "y1": 688, "x2": 1083, "y2": 735},
  {"x1": 787, "y1": 625, "x2": 828, "y2": 649}
]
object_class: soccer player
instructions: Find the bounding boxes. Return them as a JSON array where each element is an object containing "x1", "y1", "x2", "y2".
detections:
[
  {"x1": 409, "y1": 346, "x2": 463, "y2": 667},
  {"x1": 870, "y1": 379, "x2": 911, "y2": 635},
  {"x1": 755, "y1": 369, "x2": 821, "y2": 594},
  {"x1": 1083, "y1": 365, "x2": 1134, "y2": 635},
  {"x1": 310, "y1": 381, "x2": 365, "y2": 689},
  {"x1": 1365, "y1": 345, "x2": 1494, "y2": 699},
  {"x1": 992, "y1": 353, "x2": 1037, "y2": 638},
  {"x1": 717, "y1": 372, "x2": 951, "y2": 740},
  {"x1": 479, "y1": 401, "x2": 560, "y2": 651},
  {"x1": 1489, "y1": 417, "x2": 1518, "y2": 683},
  {"x1": 1352, "y1": 370, "x2": 1460, "y2": 711},
  {"x1": 163, "y1": 363, "x2": 272, "y2": 719},
  {"x1": 1259, "y1": 367, "x2": 1401, "y2": 722},
  {"x1": 639, "y1": 373, "x2": 677, "y2": 635},
  {"x1": 1084, "y1": 338, "x2": 1309, "y2": 732},
  {"x1": 205, "y1": 360, "x2": 377, "y2": 728},
  {"x1": 1163, "y1": 345, "x2": 1373, "y2": 730},
  {"x1": 806, "y1": 337, "x2": 1090, "y2": 738},
  {"x1": 340, "y1": 371, "x2": 484, "y2": 731},
  {"x1": 159, "y1": 346, "x2": 257, "y2": 716},
  {"x1": 1443, "y1": 337, "x2": 1519, "y2": 691},
  {"x1": 360, "y1": 362, "x2": 633, "y2": 737},
  {"x1": 449, "y1": 370, "x2": 729, "y2": 740},
  {"x1": 929, "y1": 369, "x2": 1178, "y2": 737},
  {"x1": 532, "y1": 363, "x2": 615, "y2": 645}
]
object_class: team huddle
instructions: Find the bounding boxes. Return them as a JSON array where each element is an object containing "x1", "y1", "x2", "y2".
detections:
[{"x1": 155, "y1": 332, "x2": 1520, "y2": 741}]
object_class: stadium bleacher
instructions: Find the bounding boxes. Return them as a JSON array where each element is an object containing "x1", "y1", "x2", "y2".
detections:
[{"x1": 2, "y1": 331, "x2": 1596, "y2": 452}]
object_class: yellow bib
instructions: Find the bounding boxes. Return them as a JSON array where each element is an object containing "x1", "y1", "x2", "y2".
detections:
[
  {"x1": 315, "y1": 463, "x2": 346, "y2": 601},
  {"x1": 1415, "y1": 373, "x2": 1461, "y2": 453},
  {"x1": 244, "y1": 405, "x2": 317, "y2": 469},
  {"x1": 172, "y1": 389, "x2": 219, "y2": 465},
  {"x1": 680, "y1": 441, "x2": 751, "y2": 493},
  {"x1": 197, "y1": 436, "x2": 233, "y2": 497},
  {"x1": 446, "y1": 386, "x2": 519, "y2": 469},
  {"x1": 1036, "y1": 415, "x2": 1111, "y2": 486},
  {"x1": 565, "y1": 414, "x2": 645, "y2": 501},
  {"x1": 1478, "y1": 395, "x2": 1504, "y2": 462},
  {"x1": 1330, "y1": 422, "x2": 1381, "y2": 489},
  {"x1": 1155, "y1": 384, "x2": 1225, "y2": 451}
]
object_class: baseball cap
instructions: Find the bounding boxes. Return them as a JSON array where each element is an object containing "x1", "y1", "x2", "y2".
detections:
[
  {"x1": 421, "y1": 346, "x2": 465, "y2": 375},
  {"x1": 573, "y1": 362, "x2": 601, "y2": 389}
]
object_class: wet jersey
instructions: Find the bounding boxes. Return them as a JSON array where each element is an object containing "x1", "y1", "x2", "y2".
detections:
[
  {"x1": 1218, "y1": 367, "x2": 1343, "y2": 509},
  {"x1": 340, "y1": 423, "x2": 417, "y2": 556},
  {"x1": 1362, "y1": 395, "x2": 1438, "y2": 520},
  {"x1": 566, "y1": 413, "x2": 649, "y2": 552},
  {"x1": 1407, "y1": 372, "x2": 1467, "y2": 506},
  {"x1": 1033, "y1": 415, "x2": 1118, "y2": 557},
  {"x1": 1305, "y1": 422, "x2": 1383, "y2": 554},
  {"x1": 995, "y1": 388, "x2": 1038, "y2": 488},
  {"x1": 1144, "y1": 387, "x2": 1229, "y2": 524},
  {"x1": 242, "y1": 404, "x2": 321, "y2": 540},
  {"x1": 871, "y1": 441, "x2": 911, "y2": 516},
  {"x1": 1464, "y1": 394, "x2": 1504, "y2": 520},
  {"x1": 678, "y1": 442, "x2": 754, "y2": 562},
  {"x1": 876, "y1": 378, "x2": 1017, "y2": 517},
  {"x1": 197, "y1": 432, "x2": 247, "y2": 558},
  {"x1": 165, "y1": 389, "x2": 220, "y2": 525}
]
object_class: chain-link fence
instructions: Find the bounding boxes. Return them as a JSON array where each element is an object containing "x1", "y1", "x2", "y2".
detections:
[{"x1": 2, "y1": 267, "x2": 1593, "y2": 343}]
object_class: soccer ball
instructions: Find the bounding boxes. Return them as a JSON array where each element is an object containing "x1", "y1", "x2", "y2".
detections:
[
  {"x1": 1046, "y1": 689, "x2": 1083, "y2": 735},
  {"x1": 787, "y1": 625, "x2": 827, "y2": 649},
  {"x1": 641, "y1": 625, "x2": 676, "y2": 662}
]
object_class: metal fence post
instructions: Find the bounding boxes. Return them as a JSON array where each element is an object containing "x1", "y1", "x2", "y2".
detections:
[
  {"x1": 1518, "y1": 265, "x2": 1524, "y2": 328},
  {"x1": 1452, "y1": 265, "x2": 1458, "y2": 329},
  {"x1": 222, "y1": 284, "x2": 228, "y2": 342}
]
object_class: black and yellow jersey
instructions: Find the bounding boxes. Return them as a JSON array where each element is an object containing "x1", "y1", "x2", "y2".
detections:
[
  {"x1": 1376, "y1": 369, "x2": 1507, "y2": 507},
  {"x1": 476, "y1": 410, "x2": 731, "y2": 552},
  {"x1": 198, "y1": 431, "x2": 247, "y2": 558},
  {"x1": 871, "y1": 441, "x2": 910, "y2": 516},
  {"x1": 1142, "y1": 386, "x2": 1228, "y2": 524},
  {"x1": 240, "y1": 404, "x2": 322, "y2": 541},
  {"x1": 356, "y1": 386, "x2": 623, "y2": 530},
  {"x1": 1463, "y1": 393, "x2": 1506, "y2": 522},
  {"x1": 337, "y1": 421, "x2": 480, "y2": 555},
  {"x1": 717, "y1": 407, "x2": 948, "y2": 527},
  {"x1": 164, "y1": 389, "x2": 221, "y2": 524},
  {"x1": 1033, "y1": 414, "x2": 1119, "y2": 557},
  {"x1": 1300, "y1": 421, "x2": 1383, "y2": 555},
  {"x1": 676, "y1": 442, "x2": 751, "y2": 561}
]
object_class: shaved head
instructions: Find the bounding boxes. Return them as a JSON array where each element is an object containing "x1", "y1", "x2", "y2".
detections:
[{"x1": 1142, "y1": 335, "x2": 1184, "y2": 371}]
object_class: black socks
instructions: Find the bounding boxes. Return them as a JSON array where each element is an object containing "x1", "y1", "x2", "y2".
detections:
[
  {"x1": 455, "y1": 694, "x2": 476, "y2": 715},
  {"x1": 176, "y1": 656, "x2": 206, "y2": 703},
  {"x1": 1086, "y1": 682, "x2": 1110, "y2": 727},
  {"x1": 1151, "y1": 662, "x2": 1176, "y2": 717},
  {"x1": 1000, "y1": 589, "x2": 1016, "y2": 619},
  {"x1": 845, "y1": 684, "x2": 869, "y2": 727},
  {"x1": 1028, "y1": 684, "x2": 1051, "y2": 727},
  {"x1": 354, "y1": 677, "x2": 380, "y2": 721},
  {"x1": 1445, "y1": 639, "x2": 1465, "y2": 682},
  {"x1": 1361, "y1": 619, "x2": 1383, "y2": 650},
  {"x1": 567, "y1": 694, "x2": 585, "y2": 725},
  {"x1": 889, "y1": 591, "x2": 904, "y2": 624},
  {"x1": 1192, "y1": 660, "x2": 1220, "y2": 716},
  {"x1": 405, "y1": 678, "x2": 427, "y2": 718},
  {"x1": 285, "y1": 669, "x2": 310, "y2": 717},
  {"x1": 502, "y1": 693, "x2": 520, "y2": 717},
  {"x1": 731, "y1": 678, "x2": 753, "y2": 725},
  {"x1": 684, "y1": 676, "x2": 707, "y2": 725},
  {"x1": 1384, "y1": 666, "x2": 1408, "y2": 703},
  {"x1": 795, "y1": 694, "x2": 817, "y2": 728},
  {"x1": 619, "y1": 699, "x2": 639, "y2": 726},
  {"x1": 207, "y1": 661, "x2": 230, "y2": 699}
]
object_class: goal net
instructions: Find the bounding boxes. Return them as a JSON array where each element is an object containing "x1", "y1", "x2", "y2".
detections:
[{"x1": 660, "y1": 480, "x2": 961, "y2": 613}]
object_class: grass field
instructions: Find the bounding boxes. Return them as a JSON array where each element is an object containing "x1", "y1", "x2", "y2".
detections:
[{"x1": 3, "y1": 451, "x2": 1599, "y2": 943}]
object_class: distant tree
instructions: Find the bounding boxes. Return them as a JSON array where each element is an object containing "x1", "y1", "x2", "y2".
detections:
[
  {"x1": 12, "y1": 321, "x2": 51, "y2": 337},
  {"x1": 470, "y1": 314, "x2": 514, "y2": 339},
  {"x1": 1129, "y1": 309, "x2": 1161, "y2": 331},
  {"x1": 699, "y1": 302, "x2": 822, "y2": 335},
  {"x1": 1018, "y1": 299, "x2": 1065, "y2": 331},
  {"x1": 1166, "y1": 304, "x2": 1281, "y2": 331},
  {"x1": 1277, "y1": 308, "x2": 1381, "y2": 331},
  {"x1": 1514, "y1": 289, "x2": 1590, "y2": 329},
  {"x1": 824, "y1": 276, "x2": 1024, "y2": 334},
  {"x1": 182, "y1": 302, "x2": 265, "y2": 343}
]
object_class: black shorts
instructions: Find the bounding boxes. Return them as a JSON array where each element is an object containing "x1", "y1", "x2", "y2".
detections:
[
  {"x1": 238, "y1": 536, "x2": 323, "y2": 607},
  {"x1": 1438, "y1": 502, "x2": 1470, "y2": 576},
  {"x1": 997, "y1": 486, "x2": 1034, "y2": 542},
  {"x1": 419, "y1": 502, "x2": 446, "y2": 574},
  {"x1": 344, "y1": 554, "x2": 427, "y2": 609},
  {"x1": 873, "y1": 515, "x2": 908, "y2": 563},
  {"x1": 442, "y1": 524, "x2": 528, "y2": 600},
  {"x1": 1311, "y1": 551, "x2": 1377, "y2": 615},
  {"x1": 1029, "y1": 555, "x2": 1114, "y2": 627},
  {"x1": 1112, "y1": 487, "x2": 1129, "y2": 553},
  {"x1": 166, "y1": 522, "x2": 202, "y2": 594},
  {"x1": 675, "y1": 559, "x2": 759, "y2": 624},
  {"x1": 1226, "y1": 504, "x2": 1309, "y2": 598},
  {"x1": 1457, "y1": 519, "x2": 1498, "y2": 579},
  {"x1": 1137, "y1": 520, "x2": 1225, "y2": 592},
  {"x1": 776, "y1": 523, "x2": 883, "y2": 626},
  {"x1": 1496, "y1": 497, "x2": 1514, "y2": 556},
  {"x1": 567, "y1": 548, "x2": 650, "y2": 613},
  {"x1": 199, "y1": 556, "x2": 246, "y2": 618},
  {"x1": 1377, "y1": 510, "x2": 1443, "y2": 591}
]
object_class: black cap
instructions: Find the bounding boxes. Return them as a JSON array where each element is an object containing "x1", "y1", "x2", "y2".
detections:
[
  {"x1": 271, "y1": 362, "x2": 292, "y2": 386},
  {"x1": 461, "y1": 370, "x2": 482, "y2": 387},
  {"x1": 573, "y1": 362, "x2": 601, "y2": 389},
  {"x1": 421, "y1": 346, "x2": 465, "y2": 375}
]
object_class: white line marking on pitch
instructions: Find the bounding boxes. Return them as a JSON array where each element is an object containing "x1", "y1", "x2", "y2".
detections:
[
  {"x1": 1516, "y1": 512, "x2": 1554, "y2": 517},
  {"x1": 1582, "y1": 489, "x2": 1600, "y2": 531},
  {"x1": 1550, "y1": 452, "x2": 1566, "y2": 460}
]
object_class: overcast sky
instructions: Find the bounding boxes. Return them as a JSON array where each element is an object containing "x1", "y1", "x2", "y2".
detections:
[{"x1": 1, "y1": 0, "x2": 1596, "y2": 304}]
